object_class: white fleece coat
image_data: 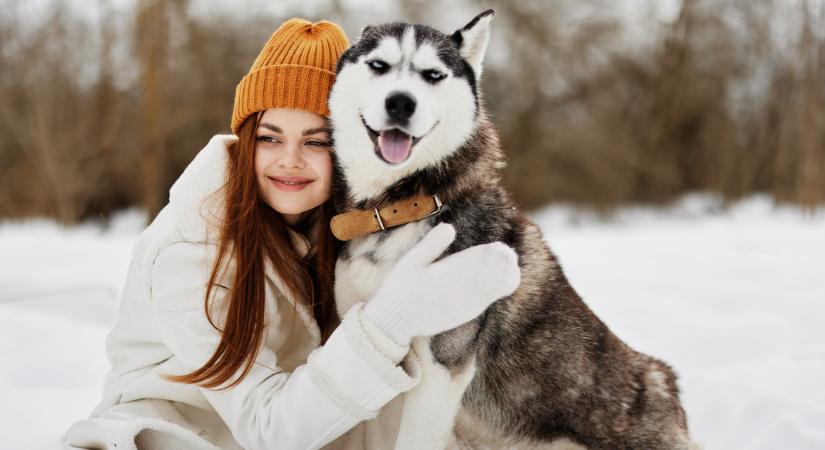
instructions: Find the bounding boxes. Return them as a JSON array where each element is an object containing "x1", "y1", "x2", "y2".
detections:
[{"x1": 61, "y1": 134, "x2": 423, "y2": 450}]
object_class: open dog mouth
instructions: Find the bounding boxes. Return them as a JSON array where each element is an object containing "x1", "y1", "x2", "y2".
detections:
[{"x1": 360, "y1": 115, "x2": 437, "y2": 165}]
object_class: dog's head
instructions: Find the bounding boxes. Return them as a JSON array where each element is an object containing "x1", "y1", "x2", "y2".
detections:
[{"x1": 329, "y1": 10, "x2": 494, "y2": 201}]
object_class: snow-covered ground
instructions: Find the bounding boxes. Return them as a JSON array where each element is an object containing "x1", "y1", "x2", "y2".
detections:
[{"x1": 1, "y1": 195, "x2": 823, "y2": 449}]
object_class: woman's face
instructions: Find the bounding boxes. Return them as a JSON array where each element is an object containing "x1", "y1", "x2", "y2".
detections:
[{"x1": 254, "y1": 108, "x2": 333, "y2": 225}]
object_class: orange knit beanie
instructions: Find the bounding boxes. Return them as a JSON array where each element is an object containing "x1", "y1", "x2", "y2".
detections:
[{"x1": 231, "y1": 18, "x2": 349, "y2": 134}]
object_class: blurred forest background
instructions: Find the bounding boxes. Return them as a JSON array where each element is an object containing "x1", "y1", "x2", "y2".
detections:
[{"x1": 1, "y1": 0, "x2": 823, "y2": 224}]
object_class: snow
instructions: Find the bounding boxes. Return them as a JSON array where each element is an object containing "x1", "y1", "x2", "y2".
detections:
[
  {"x1": 0, "y1": 209, "x2": 145, "y2": 450},
  {"x1": 1, "y1": 195, "x2": 823, "y2": 449}
]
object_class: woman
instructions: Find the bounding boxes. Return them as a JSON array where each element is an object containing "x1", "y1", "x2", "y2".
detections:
[{"x1": 62, "y1": 18, "x2": 520, "y2": 450}]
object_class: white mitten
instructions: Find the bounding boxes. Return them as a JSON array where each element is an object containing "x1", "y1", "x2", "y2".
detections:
[{"x1": 361, "y1": 222, "x2": 521, "y2": 346}]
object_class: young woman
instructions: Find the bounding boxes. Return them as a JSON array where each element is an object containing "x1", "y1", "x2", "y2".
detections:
[{"x1": 62, "y1": 18, "x2": 520, "y2": 450}]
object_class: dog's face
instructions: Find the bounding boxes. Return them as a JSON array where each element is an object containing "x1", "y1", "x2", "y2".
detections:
[{"x1": 329, "y1": 10, "x2": 494, "y2": 201}]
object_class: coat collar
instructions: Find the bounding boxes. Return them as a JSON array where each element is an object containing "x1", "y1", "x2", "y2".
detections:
[
  {"x1": 168, "y1": 134, "x2": 320, "y2": 342},
  {"x1": 168, "y1": 134, "x2": 311, "y2": 255},
  {"x1": 168, "y1": 134, "x2": 235, "y2": 245}
]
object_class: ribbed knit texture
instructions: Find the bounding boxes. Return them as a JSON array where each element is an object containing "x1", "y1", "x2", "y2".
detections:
[
  {"x1": 231, "y1": 18, "x2": 349, "y2": 134},
  {"x1": 362, "y1": 294, "x2": 417, "y2": 347}
]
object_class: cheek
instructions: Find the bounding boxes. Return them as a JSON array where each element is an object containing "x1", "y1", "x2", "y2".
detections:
[
  {"x1": 254, "y1": 146, "x2": 267, "y2": 177},
  {"x1": 314, "y1": 152, "x2": 332, "y2": 184},
  {"x1": 311, "y1": 152, "x2": 333, "y2": 189}
]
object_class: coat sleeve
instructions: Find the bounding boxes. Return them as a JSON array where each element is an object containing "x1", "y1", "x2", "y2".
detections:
[{"x1": 150, "y1": 241, "x2": 422, "y2": 450}]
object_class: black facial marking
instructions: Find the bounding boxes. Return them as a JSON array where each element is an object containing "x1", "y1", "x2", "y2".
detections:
[
  {"x1": 336, "y1": 22, "x2": 407, "y2": 74},
  {"x1": 421, "y1": 68, "x2": 447, "y2": 84},
  {"x1": 413, "y1": 24, "x2": 469, "y2": 79},
  {"x1": 412, "y1": 24, "x2": 479, "y2": 113},
  {"x1": 366, "y1": 59, "x2": 391, "y2": 75}
]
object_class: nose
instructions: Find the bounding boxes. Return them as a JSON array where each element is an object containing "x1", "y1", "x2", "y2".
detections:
[
  {"x1": 385, "y1": 91, "x2": 416, "y2": 125},
  {"x1": 277, "y1": 144, "x2": 305, "y2": 169}
]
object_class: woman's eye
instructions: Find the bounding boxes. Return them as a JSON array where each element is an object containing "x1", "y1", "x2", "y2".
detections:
[
  {"x1": 257, "y1": 135, "x2": 281, "y2": 144},
  {"x1": 422, "y1": 69, "x2": 446, "y2": 83},
  {"x1": 305, "y1": 140, "x2": 332, "y2": 149},
  {"x1": 366, "y1": 59, "x2": 390, "y2": 74}
]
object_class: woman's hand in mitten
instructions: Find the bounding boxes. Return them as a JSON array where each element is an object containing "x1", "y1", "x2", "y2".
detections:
[{"x1": 361, "y1": 222, "x2": 521, "y2": 346}]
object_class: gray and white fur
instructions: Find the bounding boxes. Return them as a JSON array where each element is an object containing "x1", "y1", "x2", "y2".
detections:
[{"x1": 328, "y1": 10, "x2": 695, "y2": 450}]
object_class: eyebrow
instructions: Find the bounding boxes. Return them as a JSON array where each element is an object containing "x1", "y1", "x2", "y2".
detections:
[
  {"x1": 258, "y1": 123, "x2": 283, "y2": 134},
  {"x1": 302, "y1": 126, "x2": 332, "y2": 136},
  {"x1": 258, "y1": 122, "x2": 332, "y2": 136}
]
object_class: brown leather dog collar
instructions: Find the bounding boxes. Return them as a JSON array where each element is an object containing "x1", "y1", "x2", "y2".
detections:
[{"x1": 330, "y1": 194, "x2": 444, "y2": 241}]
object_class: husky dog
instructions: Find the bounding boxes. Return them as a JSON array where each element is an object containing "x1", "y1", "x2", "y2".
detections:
[{"x1": 328, "y1": 10, "x2": 694, "y2": 450}]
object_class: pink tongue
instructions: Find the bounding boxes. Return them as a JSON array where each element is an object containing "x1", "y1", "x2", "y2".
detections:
[{"x1": 378, "y1": 129, "x2": 412, "y2": 163}]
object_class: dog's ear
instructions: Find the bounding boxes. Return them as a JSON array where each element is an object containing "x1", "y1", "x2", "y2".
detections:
[{"x1": 451, "y1": 9, "x2": 494, "y2": 78}]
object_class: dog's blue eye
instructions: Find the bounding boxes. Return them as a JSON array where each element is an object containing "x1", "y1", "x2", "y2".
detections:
[
  {"x1": 422, "y1": 69, "x2": 446, "y2": 83},
  {"x1": 366, "y1": 59, "x2": 390, "y2": 74}
]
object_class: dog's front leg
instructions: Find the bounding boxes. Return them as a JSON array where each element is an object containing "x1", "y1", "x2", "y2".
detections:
[{"x1": 393, "y1": 336, "x2": 477, "y2": 450}]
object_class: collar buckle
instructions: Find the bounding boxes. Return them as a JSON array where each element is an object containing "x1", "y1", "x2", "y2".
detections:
[
  {"x1": 423, "y1": 194, "x2": 443, "y2": 218},
  {"x1": 373, "y1": 206, "x2": 386, "y2": 230}
]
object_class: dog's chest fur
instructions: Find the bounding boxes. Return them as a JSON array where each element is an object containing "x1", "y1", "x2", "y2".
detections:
[
  {"x1": 333, "y1": 218, "x2": 479, "y2": 449},
  {"x1": 334, "y1": 220, "x2": 433, "y2": 317}
]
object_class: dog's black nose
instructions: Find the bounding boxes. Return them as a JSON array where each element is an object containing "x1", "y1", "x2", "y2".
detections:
[{"x1": 385, "y1": 92, "x2": 416, "y2": 124}]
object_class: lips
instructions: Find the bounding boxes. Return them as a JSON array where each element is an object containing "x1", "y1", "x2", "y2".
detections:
[
  {"x1": 361, "y1": 115, "x2": 423, "y2": 165},
  {"x1": 268, "y1": 175, "x2": 314, "y2": 191},
  {"x1": 270, "y1": 176, "x2": 312, "y2": 184}
]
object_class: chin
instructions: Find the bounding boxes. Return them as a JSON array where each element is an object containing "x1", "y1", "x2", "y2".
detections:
[
  {"x1": 271, "y1": 206, "x2": 306, "y2": 216},
  {"x1": 274, "y1": 201, "x2": 322, "y2": 216}
]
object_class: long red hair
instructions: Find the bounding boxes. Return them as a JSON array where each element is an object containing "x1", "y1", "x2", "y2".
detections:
[{"x1": 164, "y1": 113, "x2": 339, "y2": 390}]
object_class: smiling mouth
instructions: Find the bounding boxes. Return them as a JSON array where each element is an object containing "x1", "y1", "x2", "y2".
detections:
[
  {"x1": 268, "y1": 176, "x2": 313, "y2": 185},
  {"x1": 360, "y1": 115, "x2": 437, "y2": 165},
  {"x1": 267, "y1": 176, "x2": 314, "y2": 191}
]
